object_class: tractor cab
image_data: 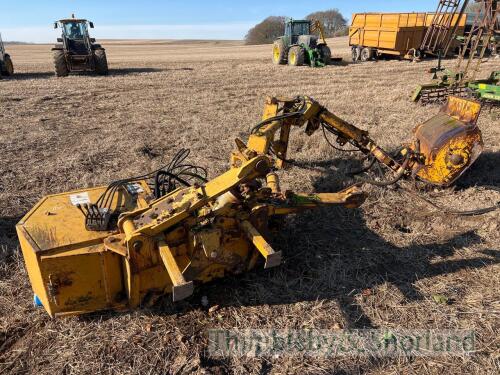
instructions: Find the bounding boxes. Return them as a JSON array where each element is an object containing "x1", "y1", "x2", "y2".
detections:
[
  {"x1": 284, "y1": 19, "x2": 318, "y2": 48},
  {"x1": 285, "y1": 20, "x2": 311, "y2": 37},
  {"x1": 55, "y1": 18, "x2": 95, "y2": 55}
]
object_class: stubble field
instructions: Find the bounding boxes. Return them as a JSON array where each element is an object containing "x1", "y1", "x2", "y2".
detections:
[{"x1": 0, "y1": 37, "x2": 499, "y2": 374}]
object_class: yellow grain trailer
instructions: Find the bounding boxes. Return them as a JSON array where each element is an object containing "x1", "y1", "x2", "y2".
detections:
[{"x1": 349, "y1": 12, "x2": 466, "y2": 61}]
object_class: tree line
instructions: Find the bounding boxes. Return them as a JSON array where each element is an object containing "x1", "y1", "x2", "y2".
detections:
[{"x1": 245, "y1": 9, "x2": 348, "y2": 45}]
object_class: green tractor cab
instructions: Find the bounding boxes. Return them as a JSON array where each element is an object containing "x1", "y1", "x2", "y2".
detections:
[
  {"x1": 0, "y1": 33, "x2": 14, "y2": 78},
  {"x1": 273, "y1": 19, "x2": 332, "y2": 67}
]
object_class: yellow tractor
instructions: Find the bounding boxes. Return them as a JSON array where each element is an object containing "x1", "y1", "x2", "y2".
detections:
[{"x1": 17, "y1": 95, "x2": 484, "y2": 317}]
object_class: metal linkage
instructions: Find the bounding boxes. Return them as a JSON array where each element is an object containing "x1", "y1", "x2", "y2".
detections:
[
  {"x1": 420, "y1": 85, "x2": 470, "y2": 105},
  {"x1": 456, "y1": 0, "x2": 499, "y2": 83},
  {"x1": 421, "y1": 0, "x2": 469, "y2": 55},
  {"x1": 414, "y1": 1, "x2": 499, "y2": 106}
]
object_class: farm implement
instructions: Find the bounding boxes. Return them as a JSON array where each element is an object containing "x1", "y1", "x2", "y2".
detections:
[
  {"x1": 17, "y1": 95, "x2": 486, "y2": 317},
  {"x1": 413, "y1": 69, "x2": 500, "y2": 105},
  {"x1": 413, "y1": 0, "x2": 499, "y2": 106}
]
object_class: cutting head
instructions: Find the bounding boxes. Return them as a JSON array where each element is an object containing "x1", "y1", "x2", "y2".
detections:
[{"x1": 411, "y1": 96, "x2": 483, "y2": 186}]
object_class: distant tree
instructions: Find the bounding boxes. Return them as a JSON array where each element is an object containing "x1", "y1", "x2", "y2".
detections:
[
  {"x1": 306, "y1": 9, "x2": 348, "y2": 38},
  {"x1": 245, "y1": 16, "x2": 286, "y2": 45}
]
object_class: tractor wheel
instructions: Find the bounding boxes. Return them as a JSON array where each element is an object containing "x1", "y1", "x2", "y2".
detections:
[
  {"x1": 2, "y1": 54, "x2": 14, "y2": 76},
  {"x1": 360, "y1": 47, "x2": 373, "y2": 62},
  {"x1": 319, "y1": 45, "x2": 331, "y2": 65},
  {"x1": 351, "y1": 46, "x2": 361, "y2": 62},
  {"x1": 53, "y1": 50, "x2": 69, "y2": 77},
  {"x1": 288, "y1": 46, "x2": 305, "y2": 66},
  {"x1": 272, "y1": 40, "x2": 287, "y2": 65},
  {"x1": 94, "y1": 49, "x2": 109, "y2": 75}
]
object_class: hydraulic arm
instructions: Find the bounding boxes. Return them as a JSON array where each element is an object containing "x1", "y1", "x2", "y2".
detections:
[{"x1": 231, "y1": 96, "x2": 483, "y2": 187}]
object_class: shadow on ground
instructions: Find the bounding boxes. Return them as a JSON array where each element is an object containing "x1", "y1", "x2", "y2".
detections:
[
  {"x1": 3, "y1": 72, "x2": 54, "y2": 80},
  {"x1": 187, "y1": 208, "x2": 495, "y2": 329},
  {"x1": 0, "y1": 216, "x2": 19, "y2": 239},
  {"x1": 457, "y1": 151, "x2": 500, "y2": 189},
  {"x1": 108, "y1": 67, "x2": 193, "y2": 75},
  {"x1": 0, "y1": 216, "x2": 22, "y2": 271}
]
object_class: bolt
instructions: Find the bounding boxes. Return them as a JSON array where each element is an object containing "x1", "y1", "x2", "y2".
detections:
[
  {"x1": 255, "y1": 160, "x2": 270, "y2": 175},
  {"x1": 448, "y1": 153, "x2": 465, "y2": 166},
  {"x1": 132, "y1": 241, "x2": 143, "y2": 252}
]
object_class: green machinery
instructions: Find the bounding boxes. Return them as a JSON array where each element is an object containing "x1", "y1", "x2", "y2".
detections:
[
  {"x1": 272, "y1": 19, "x2": 333, "y2": 67},
  {"x1": 412, "y1": 68, "x2": 500, "y2": 105},
  {"x1": 413, "y1": 0, "x2": 499, "y2": 106},
  {"x1": 468, "y1": 71, "x2": 500, "y2": 103}
]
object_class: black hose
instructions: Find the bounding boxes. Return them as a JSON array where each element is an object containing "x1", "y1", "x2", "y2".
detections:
[
  {"x1": 94, "y1": 148, "x2": 207, "y2": 214},
  {"x1": 250, "y1": 97, "x2": 307, "y2": 135},
  {"x1": 321, "y1": 123, "x2": 360, "y2": 152},
  {"x1": 347, "y1": 156, "x2": 377, "y2": 176},
  {"x1": 401, "y1": 185, "x2": 500, "y2": 217},
  {"x1": 355, "y1": 154, "x2": 410, "y2": 187}
]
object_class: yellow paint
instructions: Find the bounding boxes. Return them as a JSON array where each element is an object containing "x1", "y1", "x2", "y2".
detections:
[
  {"x1": 18, "y1": 148, "x2": 366, "y2": 317},
  {"x1": 239, "y1": 220, "x2": 281, "y2": 269},
  {"x1": 349, "y1": 12, "x2": 466, "y2": 58},
  {"x1": 20, "y1": 94, "x2": 482, "y2": 318},
  {"x1": 411, "y1": 96, "x2": 483, "y2": 186},
  {"x1": 273, "y1": 44, "x2": 280, "y2": 63}
]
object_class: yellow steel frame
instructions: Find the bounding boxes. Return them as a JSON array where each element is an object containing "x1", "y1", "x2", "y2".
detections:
[{"x1": 16, "y1": 94, "x2": 483, "y2": 318}]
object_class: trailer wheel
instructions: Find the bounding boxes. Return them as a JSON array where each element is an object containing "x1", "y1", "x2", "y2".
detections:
[
  {"x1": 319, "y1": 45, "x2": 331, "y2": 65},
  {"x1": 351, "y1": 46, "x2": 361, "y2": 62},
  {"x1": 272, "y1": 40, "x2": 287, "y2": 65},
  {"x1": 2, "y1": 54, "x2": 14, "y2": 76},
  {"x1": 94, "y1": 49, "x2": 109, "y2": 75},
  {"x1": 53, "y1": 50, "x2": 69, "y2": 77},
  {"x1": 360, "y1": 48, "x2": 373, "y2": 62},
  {"x1": 288, "y1": 46, "x2": 305, "y2": 66}
]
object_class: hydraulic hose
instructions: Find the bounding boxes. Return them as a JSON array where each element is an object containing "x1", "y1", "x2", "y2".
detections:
[{"x1": 355, "y1": 153, "x2": 411, "y2": 187}]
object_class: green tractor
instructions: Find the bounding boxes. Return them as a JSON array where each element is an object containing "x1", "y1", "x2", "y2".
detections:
[
  {"x1": 0, "y1": 33, "x2": 14, "y2": 78},
  {"x1": 52, "y1": 15, "x2": 108, "y2": 77},
  {"x1": 273, "y1": 19, "x2": 332, "y2": 67}
]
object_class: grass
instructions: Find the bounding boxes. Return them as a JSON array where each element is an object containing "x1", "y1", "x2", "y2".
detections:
[{"x1": 0, "y1": 37, "x2": 499, "y2": 374}]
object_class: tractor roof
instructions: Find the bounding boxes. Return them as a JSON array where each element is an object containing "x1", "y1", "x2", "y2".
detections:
[{"x1": 58, "y1": 19, "x2": 89, "y2": 24}]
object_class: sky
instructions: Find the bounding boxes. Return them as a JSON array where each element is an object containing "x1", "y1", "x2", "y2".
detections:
[{"x1": 1, "y1": 0, "x2": 440, "y2": 43}]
